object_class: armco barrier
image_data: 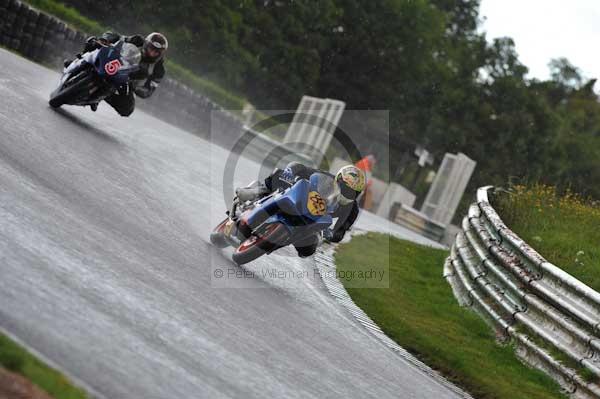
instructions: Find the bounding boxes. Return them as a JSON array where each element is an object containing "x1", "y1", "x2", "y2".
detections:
[
  {"x1": 445, "y1": 186, "x2": 600, "y2": 399},
  {"x1": 0, "y1": 0, "x2": 310, "y2": 168}
]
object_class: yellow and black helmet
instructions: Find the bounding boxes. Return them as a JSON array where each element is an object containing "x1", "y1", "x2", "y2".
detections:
[{"x1": 335, "y1": 165, "x2": 366, "y2": 204}]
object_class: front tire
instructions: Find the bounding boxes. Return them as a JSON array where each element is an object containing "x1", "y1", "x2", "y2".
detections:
[
  {"x1": 49, "y1": 71, "x2": 94, "y2": 108},
  {"x1": 232, "y1": 223, "x2": 289, "y2": 265},
  {"x1": 210, "y1": 218, "x2": 231, "y2": 248}
]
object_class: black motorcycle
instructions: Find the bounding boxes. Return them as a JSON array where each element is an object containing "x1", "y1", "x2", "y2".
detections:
[{"x1": 49, "y1": 39, "x2": 140, "y2": 109}]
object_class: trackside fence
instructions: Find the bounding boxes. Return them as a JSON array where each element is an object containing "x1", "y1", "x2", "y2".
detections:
[{"x1": 445, "y1": 186, "x2": 600, "y2": 398}]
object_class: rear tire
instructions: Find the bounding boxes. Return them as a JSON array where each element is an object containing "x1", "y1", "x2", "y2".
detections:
[
  {"x1": 232, "y1": 223, "x2": 289, "y2": 265},
  {"x1": 49, "y1": 71, "x2": 94, "y2": 108}
]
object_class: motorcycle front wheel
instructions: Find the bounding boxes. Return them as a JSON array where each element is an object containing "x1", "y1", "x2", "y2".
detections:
[
  {"x1": 49, "y1": 70, "x2": 95, "y2": 108},
  {"x1": 232, "y1": 223, "x2": 289, "y2": 265},
  {"x1": 210, "y1": 218, "x2": 231, "y2": 248}
]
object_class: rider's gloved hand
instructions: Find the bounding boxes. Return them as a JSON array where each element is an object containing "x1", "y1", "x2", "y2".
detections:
[
  {"x1": 323, "y1": 229, "x2": 345, "y2": 242},
  {"x1": 134, "y1": 81, "x2": 158, "y2": 99},
  {"x1": 125, "y1": 34, "x2": 145, "y2": 47},
  {"x1": 325, "y1": 229, "x2": 346, "y2": 243},
  {"x1": 82, "y1": 36, "x2": 98, "y2": 53}
]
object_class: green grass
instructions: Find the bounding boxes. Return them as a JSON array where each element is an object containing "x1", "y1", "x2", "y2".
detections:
[
  {"x1": 24, "y1": 0, "x2": 248, "y2": 111},
  {"x1": 335, "y1": 232, "x2": 566, "y2": 399},
  {"x1": 26, "y1": 0, "x2": 104, "y2": 34},
  {"x1": 495, "y1": 184, "x2": 600, "y2": 292},
  {"x1": 0, "y1": 332, "x2": 87, "y2": 399},
  {"x1": 165, "y1": 61, "x2": 247, "y2": 111}
]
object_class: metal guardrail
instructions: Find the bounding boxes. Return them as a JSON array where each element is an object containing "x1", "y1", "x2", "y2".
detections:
[{"x1": 444, "y1": 186, "x2": 600, "y2": 398}]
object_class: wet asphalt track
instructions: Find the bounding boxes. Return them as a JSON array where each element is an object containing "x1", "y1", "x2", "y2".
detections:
[{"x1": 0, "y1": 47, "x2": 460, "y2": 399}]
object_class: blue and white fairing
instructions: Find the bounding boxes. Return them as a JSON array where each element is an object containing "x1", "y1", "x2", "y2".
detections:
[
  {"x1": 244, "y1": 172, "x2": 339, "y2": 239},
  {"x1": 62, "y1": 40, "x2": 141, "y2": 87}
]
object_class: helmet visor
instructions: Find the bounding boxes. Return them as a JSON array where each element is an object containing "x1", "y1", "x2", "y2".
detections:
[
  {"x1": 149, "y1": 39, "x2": 167, "y2": 50},
  {"x1": 339, "y1": 182, "x2": 359, "y2": 201},
  {"x1": 144, "y1": 38, "x2": 166, "y2": 59}
]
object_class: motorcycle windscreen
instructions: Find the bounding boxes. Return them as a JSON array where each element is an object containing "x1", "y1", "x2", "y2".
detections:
[
  {"x1": 308, "y1": 172, "x2": 339, "y2": 215},
  {"x1": 113, "y1": 42, "x2": 141, "y2": 85},
  {"x1": 94, "y1": 41, "x2": 140, "y2": 86}
]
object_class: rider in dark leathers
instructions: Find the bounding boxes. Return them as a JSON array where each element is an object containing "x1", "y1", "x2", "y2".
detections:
[
  {"x1": 237, "y1": 162, "x2": 365, "y2": 257},
  {"x1": 67, "y1": 31, "x2": 168, "y2": 116}
]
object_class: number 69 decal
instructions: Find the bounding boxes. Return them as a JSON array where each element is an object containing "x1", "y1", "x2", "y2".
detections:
[
  {"x1": 104, "y1": 59, "x2": 122, "y2": 76},
  {"x1": 307, "y1": 191, "x2": 326, "y2": 216}
]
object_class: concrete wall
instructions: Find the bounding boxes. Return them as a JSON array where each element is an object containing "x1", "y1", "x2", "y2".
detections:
[
  {"x1": 393, "y1": 205, "x2": 446, "y2": 242},
  {"x1": 375, "y1": 182, "x2": 416, "y2": 219}
]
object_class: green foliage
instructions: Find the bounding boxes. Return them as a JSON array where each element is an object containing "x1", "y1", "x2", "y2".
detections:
[
  {"x1": 27, "y1": 0, "x2": 104, "y2": 34},
  {"x1": 495, "y1": 184, "x2": 600, "y2": 292},
  {"x1": 0, "y1": 337, "x2": 25, "y2": 372},
  {"x1": 549, "y1": 58, "x2": 583, "y2": 88},
  {"x1": 26, "y1": 0, "x2": 600, "y2": 199},
  {"x1": 335, "y1": 233, "x2": 566, "y2": 399},
  {"x1": 0, "y1": 333, "x2": 87, "y2": 399},
  {"x1": 165, "y1": 61, "x2": 247, "y2": 110}
]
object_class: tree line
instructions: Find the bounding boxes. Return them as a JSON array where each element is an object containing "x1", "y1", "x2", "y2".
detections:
[{"x1": 58, "y1": 0, "x2": 600, "y2": 199}]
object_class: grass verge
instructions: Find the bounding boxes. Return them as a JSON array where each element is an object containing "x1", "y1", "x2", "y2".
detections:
[
  {"x1": 335, "y1": 232, "x2": 566, "y2": 399},
  {"x1": 24, "y1": 0, "x2": 248, "y2": 111},
  {"x1": 26, "y1": 0, "x2": 104, "y2": 34},
  {"x1": 0, "y1": 332, "x2": 87, "y2": 398},
  {"x1": 494, "y1": 184, "x2": 600, "y2": 292}
]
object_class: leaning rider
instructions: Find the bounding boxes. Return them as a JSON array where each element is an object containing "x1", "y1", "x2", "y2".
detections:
[
  {"x1": 66, "y1": 31, "x2": 168, "y2": 116},
  {"x1": 236, "y1": 162, "x2": 366, "y2": 257}
]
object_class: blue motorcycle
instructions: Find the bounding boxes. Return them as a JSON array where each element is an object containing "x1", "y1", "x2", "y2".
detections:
[
  {"x1": 49, "y1": 39, "x2": 141, "y2": 109},
  {"x1": 211, "y1": 172, "x2": 339, "y2": 265}
]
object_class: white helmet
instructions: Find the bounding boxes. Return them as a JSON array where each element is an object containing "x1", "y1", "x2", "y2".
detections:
[
  {"x1": 335, "y1": 165, "x2": 366, "y2": 205},
  {"x1": 143, "y1": 32, "x2": 168, "y2": 61}
]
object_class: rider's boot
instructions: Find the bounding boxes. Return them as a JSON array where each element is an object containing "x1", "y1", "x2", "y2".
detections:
[
  {"x1": 294, "y1": 234, "x2": 319, "y2": 258},
  {"x1": 90, "y1": 103, "x2": 98, "y2": 112}
]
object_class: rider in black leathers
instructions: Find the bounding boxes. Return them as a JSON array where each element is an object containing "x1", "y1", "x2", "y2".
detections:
[{"x1": 67, "y1": 31, "x2": 168, "y2": 116}]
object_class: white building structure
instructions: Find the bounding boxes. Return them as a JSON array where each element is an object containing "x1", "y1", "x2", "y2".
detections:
[
  {"x1": 283, "y1": 96, "x2": 346, "y2": 166},
  {"x1": 420, "y1": 152, "x2": 476, "y2": 226}
]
